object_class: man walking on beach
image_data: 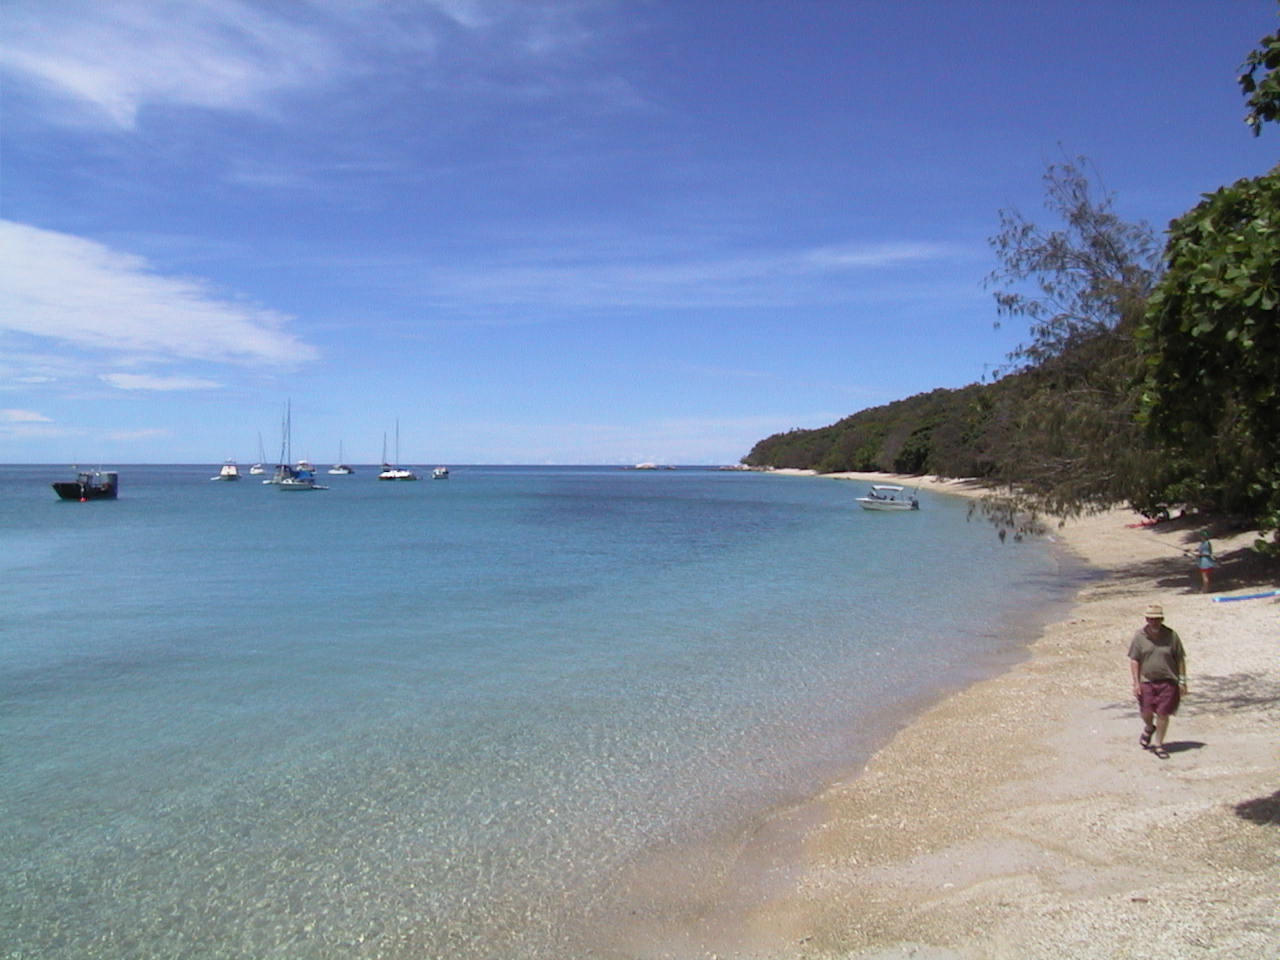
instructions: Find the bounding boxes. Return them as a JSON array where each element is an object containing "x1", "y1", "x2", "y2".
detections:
[{"x1": 1128, "y1": 603, "x2": 1187, "y2": 759}]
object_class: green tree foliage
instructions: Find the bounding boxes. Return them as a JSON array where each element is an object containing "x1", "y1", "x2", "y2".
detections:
[
  {"x1": 744, "y1": 383, "x2": 1005, "y2": 479},
  {"x1": 1240, "y1": 15, "x2": 1280, "y2": 136},
  {"x1": 1139, "y1": 165, "x2": 1280, "y2": 548}
]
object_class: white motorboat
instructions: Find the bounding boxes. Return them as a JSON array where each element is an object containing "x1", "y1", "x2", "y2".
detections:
[
  {"x1": 432, "y1": 467, "x2": 449, "y2": 480},
  {"x1": 211, "y1": 460, "x2": 240, "y2": 481},
  {"x1": 855, "y1": 484, "x2": 919, "y2": 511}
]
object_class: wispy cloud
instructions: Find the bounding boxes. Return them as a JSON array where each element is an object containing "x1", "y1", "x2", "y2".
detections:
[
  {"x1": 0, "y1": 408, "x2": 52, "y2": 423},
  {"x1": 104, "y1": 428, "x2": 171, "y2": 442},
  {"x1": 100, "y1": 374, "x2": 224, "y2": 392},
  {"x1": 403, "y1": 238, "x2": 961, "y2": 312},
  {"x1": 0, "y1": 1, "x2": 342, "y2": 128},
  {"x1": 0, "y1": 0, "x2": 618, "y2": 129},
  {"x1": 0, "y1": 408, "x2": 67, "y2": 441},
  {"x1": 0, "y1": 220, "x2": 318, "y2": 370}
]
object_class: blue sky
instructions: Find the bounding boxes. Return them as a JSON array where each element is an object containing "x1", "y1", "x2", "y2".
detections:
[{"x1": 2, "y1": 1, "x2": 1275, "y2": 466}]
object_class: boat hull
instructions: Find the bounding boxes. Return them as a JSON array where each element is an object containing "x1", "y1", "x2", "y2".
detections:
[
  {"x1": 52, "y1": 473, "x2": 118, "y2": 501},
  {"x1": 278, "y1": 479, "x2": 327, "y2": 491},
  {"x1": 856, "y1": 498, "x2": 918, "y2": 511}
]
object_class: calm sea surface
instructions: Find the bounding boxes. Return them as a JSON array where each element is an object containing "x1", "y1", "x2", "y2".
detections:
[{"x1": 1, "y1": 465, "x2": 1079, "y2": 958}]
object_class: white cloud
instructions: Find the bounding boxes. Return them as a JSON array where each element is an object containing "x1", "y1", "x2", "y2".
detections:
[
  {"x1": 0, "y1": 220, "x2": 318, "y2": 368},
  {"x1": 0, "y1": 408, "x2": 52, "y2": 422},
  {"x1": 0, "y1": 0, "x2": 340, "y2": 128},
  {"x1": 0, "y1": 0, "x2": 614, "y2": 130},
  {"x1": 101, "y1": 374, "x2": 224, "y2": 391}
]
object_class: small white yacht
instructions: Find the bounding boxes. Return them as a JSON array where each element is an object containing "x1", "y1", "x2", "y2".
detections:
[
  {"x1": 249, "y1": 434, "x2": 267, "y2": 474},
  {"x1": 211, "y1": 460, "x2": 240, "y2": 481},
  {"x1": 328, "y1": 442, "x2": 355, "y2": 475}
]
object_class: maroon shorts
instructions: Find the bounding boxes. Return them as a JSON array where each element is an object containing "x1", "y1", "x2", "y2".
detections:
[{"x1": 1139, "y1": 680, "x2": 1181, "y2": 716}]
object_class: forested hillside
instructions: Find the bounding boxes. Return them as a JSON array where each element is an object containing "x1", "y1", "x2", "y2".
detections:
[{"x1": 744, "y1": 380, "x2": 1008, "y2": 478}]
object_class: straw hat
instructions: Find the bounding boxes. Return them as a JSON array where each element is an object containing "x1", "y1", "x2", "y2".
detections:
[{"x1": 1144, "y1": 603, "x2": 1164, "y2": 619}]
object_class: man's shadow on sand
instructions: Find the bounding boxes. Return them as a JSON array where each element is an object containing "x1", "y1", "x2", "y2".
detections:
[{"x1": 1234, "y1": 791, "x2": 1280, "y2": 826}]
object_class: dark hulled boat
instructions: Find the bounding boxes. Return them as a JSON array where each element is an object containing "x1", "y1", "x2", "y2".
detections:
[{"x1": 52, "y1": 470, "x2": 118, "y2": 501}]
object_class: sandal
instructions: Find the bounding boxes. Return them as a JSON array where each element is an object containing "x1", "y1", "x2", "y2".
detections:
[
  {"x1": 1139, "y1": 725, "x2": 1155, "y2": 748},
  {"x1": 1151, "y1": 745, "x2": 1169, "y2": 759}
]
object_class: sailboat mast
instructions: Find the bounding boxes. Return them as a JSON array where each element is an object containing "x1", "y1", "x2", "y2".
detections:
[{"x1": 276, "y1": 402, "x2": 289, "y2": 467}]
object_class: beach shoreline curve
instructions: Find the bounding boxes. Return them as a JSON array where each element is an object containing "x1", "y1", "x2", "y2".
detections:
[{"x1": 619, "y1": 471, "x2": 1279, "y2": 959}]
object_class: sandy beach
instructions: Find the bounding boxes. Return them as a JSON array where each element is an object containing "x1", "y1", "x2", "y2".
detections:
[{"x1": 617, "y1": 472, "x2": 1279, "y2": 959}]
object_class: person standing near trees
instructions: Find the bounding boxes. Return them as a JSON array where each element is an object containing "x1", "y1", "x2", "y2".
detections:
[
  {"x1": 1195, "y1": 531, "x2": 1216, "y2": 592},
  {"x1": 1128, "y1": 604, "x2": 1187, "y2": 760}
]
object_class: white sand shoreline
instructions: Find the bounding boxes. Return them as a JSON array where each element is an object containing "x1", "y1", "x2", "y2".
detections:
[{"x1": 616, "y1": 471, "x2": 1280, "y2": 959}]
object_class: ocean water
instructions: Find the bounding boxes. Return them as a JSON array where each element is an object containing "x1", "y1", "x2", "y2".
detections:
[{"x1": 1, "y1": 465, "x2": 1078, "y2": 958}]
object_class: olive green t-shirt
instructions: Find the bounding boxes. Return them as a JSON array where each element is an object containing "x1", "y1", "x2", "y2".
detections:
[{"x1": 1128, "y1": 627, "x2": 1185, "y2": 682}]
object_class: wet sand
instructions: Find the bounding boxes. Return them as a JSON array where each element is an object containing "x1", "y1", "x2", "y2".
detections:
[{"x1": 613, "y1": 472, "x2": 1280, "y2": 959}]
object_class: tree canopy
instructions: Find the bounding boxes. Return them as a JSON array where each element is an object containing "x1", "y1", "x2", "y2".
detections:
[
  {"x1": 980, "y1": 160, "x2": 1162, "y2": 517},
  {"x1": 986, "y1": 159, "x2": 1160, "y2": 373},
  {"x1": 1240, "y1": 16, "x2": 1280, "y2": 135},
  {"x1": 1139, "y1": 165, "x2": 1280, "y2": 546}
]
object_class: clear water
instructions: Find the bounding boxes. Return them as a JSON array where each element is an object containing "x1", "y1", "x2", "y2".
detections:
[{"x1": 1, "y1": 465, "x2": 1076, "y2": 958}]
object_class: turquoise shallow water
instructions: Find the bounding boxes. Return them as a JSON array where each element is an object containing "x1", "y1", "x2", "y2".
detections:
[{"x1": 1, "y1": 465, "x2": 1077, "y2": 957}]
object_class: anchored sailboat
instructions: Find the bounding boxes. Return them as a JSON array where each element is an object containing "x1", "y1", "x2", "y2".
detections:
[
  {"x1": 377, "y1": 421, "x2": 417, "y2": 480},
  {"x1": 328, "y1": 441, "x2": 354, "y2": 475},
  {"x1": 249, "y1": 433, "x2": 267, "y2": 475},
  {"x1": 266, "y1": 401, "x2": 327, "y2": 490}
]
